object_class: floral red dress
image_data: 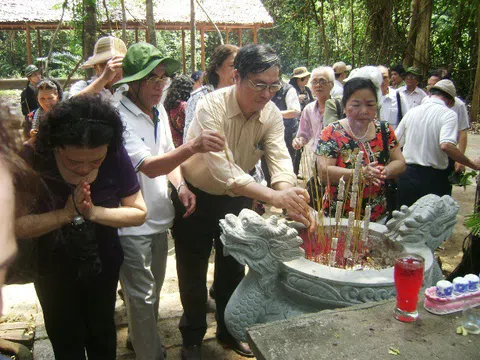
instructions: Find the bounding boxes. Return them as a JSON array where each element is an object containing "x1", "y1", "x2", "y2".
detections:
[
  {"x1": 316, "y1": 120, "x2": 399, "y2": 221},
  {"x1": 167, "y1": 100, "x2": 188, "y2": 148}
]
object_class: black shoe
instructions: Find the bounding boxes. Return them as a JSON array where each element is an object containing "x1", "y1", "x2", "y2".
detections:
[
  {"x1": 180, "y1": 344, "x2": 201, "y2": 360},
  {"x1": 216, "y1": 335, "x2": 254, "y2": 358}
]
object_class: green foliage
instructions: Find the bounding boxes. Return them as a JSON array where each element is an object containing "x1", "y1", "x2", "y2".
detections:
[
  {"x1": 37, "y1": 52, "x2": 82, "y2": 77},
  {"x1": 465, "y1": 211, "x2": 480, "y2": 237}
]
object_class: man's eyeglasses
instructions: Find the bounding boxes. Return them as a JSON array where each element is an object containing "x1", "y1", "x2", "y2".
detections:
[
  {"x1": 311, "y1": 79, "x2": 331, "y2": 86},
  {"x1": 405, "y1": 75, "x2": 418, "y2": 80},
  {"x1": 248, "y1": 79, "x2": 282, "y2": 93},
  {"x1": 145, "y1": 75, "x2": 169, "y2": 87}
]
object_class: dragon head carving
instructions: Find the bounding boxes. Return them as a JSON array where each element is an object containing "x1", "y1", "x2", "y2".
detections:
[
  {"x1": 386, "y1": 194, "x2": 459, "y2": 251},
  {"x1": 219, "y1": 209, "x2": 304, "y2": 276}
]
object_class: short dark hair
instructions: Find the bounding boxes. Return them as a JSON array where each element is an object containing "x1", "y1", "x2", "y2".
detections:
[
  {"x1": 390, "y1": 64, "x2": 405, "y2": 75},
  {"x1": 164, "y1": 75, "x2": 194, "y2": 112},
  {"x1": 429, "y1": 88, "x2": 454, "y2": 103},
  {"x1": 342, "y1": 78, "x2": 378, "y2": 108},
  {"x1": 36, "y1": 95, "x2": 124, "y2": 154},
  {"x1": 204, "y1": 44, "x2": 238, "y2": 88},
  {"x1": 191, "y1": 71, "x2": 203, "y2": 82},
  {"x1": 234, "y1": 44, "x2": 280, "y2": 79},
  {"x1": 35, "y1": 78, "x2": 64, "y2": 101}
]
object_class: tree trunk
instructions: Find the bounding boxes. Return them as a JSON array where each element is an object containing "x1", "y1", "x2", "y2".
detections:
[
  {"x1": 471, "y1": 1, "x2": 480, "y2": 123},
  {"x1": 412, "y1": 0, "x2": 433, "y2": 78},
  {"x1": 369, "y1": 0, "x2": 393, "y2": 63},
  {"x1": 146, "y1": 0, "x2": 157, "y2": 46},
  {"x1": 83, "y1": 0, "x2": 96, "y2": 78},
  {"x1": 404, "y1": 0, "x2": 420, "y2": 67}
]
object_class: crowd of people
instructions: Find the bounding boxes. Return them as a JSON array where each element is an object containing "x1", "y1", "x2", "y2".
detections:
[{"x1": 0, "y1": 34, "x2": 478, "y2": 360}]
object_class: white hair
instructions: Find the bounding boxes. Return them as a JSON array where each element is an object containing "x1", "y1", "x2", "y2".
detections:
[{"x1": 311, "y1": 66, "x2": 335, "y2": 82}]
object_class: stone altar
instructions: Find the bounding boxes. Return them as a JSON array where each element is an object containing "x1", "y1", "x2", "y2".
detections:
[{"x1": 220, "y1": 194, "x2": 459, "y2": 342}]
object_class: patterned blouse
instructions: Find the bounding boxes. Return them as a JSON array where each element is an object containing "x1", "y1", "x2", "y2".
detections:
[{"x1": 316, "y1": 120, "x2": 399, "y2": 221}]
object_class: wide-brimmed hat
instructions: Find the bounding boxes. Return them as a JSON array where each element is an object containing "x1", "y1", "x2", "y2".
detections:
[
  {"x1": 291, "y1": 67, "x2": 311, "y2": 78},
  {"x1": 430, "y1": 79, "x2": 456, "y2": 99},
  {"x1": 333, "y1": 61, "x2": 352, "y2": 75},
  {"x1": 114, "y1": 42, "x2": 181, "y2": 86},
  {"x1": 82, "y1": 36, "x2": 127, "y2": 69},
  {"x1": 24, "y1": 64, "x2": 39, "y2": 77},
  {"x1": 403, "y1": 66, "x2": 422, "y2": 78}
]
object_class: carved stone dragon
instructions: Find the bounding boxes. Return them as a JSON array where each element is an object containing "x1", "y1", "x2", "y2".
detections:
[{"x1": 220, "y1": 209, "x2": 311, "y2": 342}]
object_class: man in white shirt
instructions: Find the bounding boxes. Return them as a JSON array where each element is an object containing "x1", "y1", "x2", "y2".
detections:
[
  {"x1": 395, "y1": 80, "x2": 480, "y2": 208},
  {"x1": 427, "y1": 73, "x2": 470, "y2": 173},
  {"x1": 113, "y1": 43, "x2": 225, "y2": 360},
  {"x1": 378, "y1": 65, "x2": 409, "y2": 129},
  {"x1": 398, "y1": 66, "x2": 427, "y2": 109},
  {"x1": 330, "y1": 61, "x2": 352, "y2": 98}
]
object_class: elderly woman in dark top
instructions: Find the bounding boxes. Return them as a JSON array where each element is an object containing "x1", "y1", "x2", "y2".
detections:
[{"x1": 16, "y1": 95, "x2": 147, "y2": 360}]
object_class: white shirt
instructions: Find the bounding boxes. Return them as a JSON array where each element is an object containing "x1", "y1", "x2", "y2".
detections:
[
  {"x1": 68, "y1": 77, "x2": 126, "y2": 105},
  {"x1": 116, "y1": 94, "x2": 175, "y2": 236},
  {"x1": 398, "y1": 85, "x2": 427, "y2": 109},
  {"x1": 395, "y1": 97, "x2": 458, "y2": 170},
  {"x1": 330, "y1": 79, "x2": 344, "y2": 98},
  {"x1": 379, "y1": 88, "x2": 410, "y2": 129},
  {"x1": 452, "y1": 97, "x2": 470, "y2": 131},
  {"x1": 285, "y1": 87, "x2": 301, "y2": 113}
]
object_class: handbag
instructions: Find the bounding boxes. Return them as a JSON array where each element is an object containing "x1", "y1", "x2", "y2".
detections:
[{"x1": 379, "y1": 121, "x2": 397, "y2": 220}]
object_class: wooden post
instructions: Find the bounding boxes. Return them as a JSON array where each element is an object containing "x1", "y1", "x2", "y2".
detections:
[
  {"x1": 26, "y1": 23, "x2": 32, "y2": 64},
  {"x1": 190, "y1": 0, "x2": 196, "y2": 72},
  {"x1": 253, "y1": 25, "x2": 258, "y2": 44},
  {"x1": 238, "y1": 29, "x2": 242, "y2": 47},
  {"x1": 182, "y1": 30, "x2": 186, "y2": 74},
  {"x1": 200, "y1": 28, "x2": 205, "y2": 71},
  {"x1": 37, "y1": 28, "x2": 42, "y2": 57},
  {"x1": 135, "y1": 27, "x2": 139, "y2": 42},
  {"x1": 225, "y1": 28, "x2": 229, "y2": 43}
]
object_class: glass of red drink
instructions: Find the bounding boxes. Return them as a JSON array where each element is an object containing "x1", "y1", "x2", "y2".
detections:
[{"x1": 393, "y1": 253, "x2": 425, "y2": 322}]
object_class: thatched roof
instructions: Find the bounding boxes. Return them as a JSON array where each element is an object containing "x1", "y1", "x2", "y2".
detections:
[{"x1": 0, "y1": 0, "x2": 274, "y2": 30}]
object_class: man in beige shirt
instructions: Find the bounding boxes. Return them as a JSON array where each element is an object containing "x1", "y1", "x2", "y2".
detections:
[{"x1": 172, "y1": 44, "x2": 312, "y2": 360}]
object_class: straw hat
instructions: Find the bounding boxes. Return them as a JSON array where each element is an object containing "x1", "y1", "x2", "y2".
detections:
[
  {"x1": 82, "y1": 36, "x2": 127, "y2": 69},
  {"x1": 430, "y1": 79, "x2": 456, "y2": 99},
  {"x1": 291, "y1": 67, "x2": 311, "y2": 78},
  {"x1": 332, "y1": 61, "x2": 352, "y2": 75}
]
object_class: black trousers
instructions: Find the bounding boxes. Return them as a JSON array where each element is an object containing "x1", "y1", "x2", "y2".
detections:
[
  {"x1": 171, "y1": 184, "x2": 252, "y2": 346},
  {"x1": 35, "y1": 270, "x2": 119, "y2": 360},
  {"x1": 396, "y1": 164, "x2": 451, "y2": 209}
]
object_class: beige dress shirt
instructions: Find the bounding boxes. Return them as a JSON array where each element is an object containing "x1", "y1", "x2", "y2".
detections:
[{"x1": 182, "y1": 85, "x2": 296, "y2": 196}]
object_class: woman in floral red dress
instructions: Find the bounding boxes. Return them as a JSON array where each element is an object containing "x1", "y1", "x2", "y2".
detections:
[{"x1": 316, "y1": 77, "x2": 405, "y2": 222}]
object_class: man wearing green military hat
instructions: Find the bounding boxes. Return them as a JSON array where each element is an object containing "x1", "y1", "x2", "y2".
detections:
[
  {"x1": 398, "y1": 66, "x2": 427, "y2": 109},
  {"x1": 113, "y1": 42, "x2": 225, "y2": 360},
  {"x1": 20, "y1": 64, "x2": 42, "y2": 116}
]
